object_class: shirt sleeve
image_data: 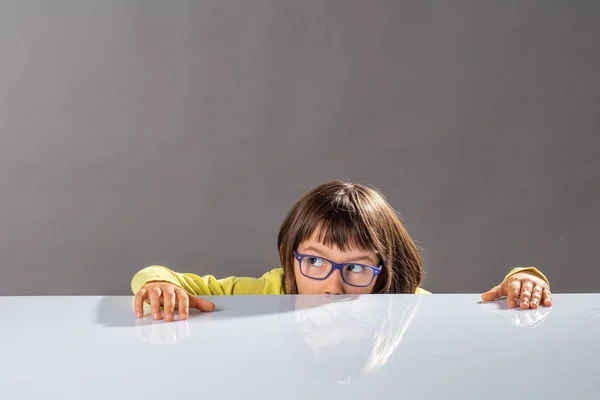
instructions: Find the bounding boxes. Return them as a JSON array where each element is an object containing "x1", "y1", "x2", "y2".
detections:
[
  {"x1": 504, "y1": 266, "x2": 550, "y2": 287},
  {"x1": 130, "y1": 265, "x2": 285, "y2": 296}
]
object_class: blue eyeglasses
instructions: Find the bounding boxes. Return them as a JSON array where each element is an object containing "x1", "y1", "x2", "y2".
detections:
[{"x1": 293, "y1": 250, "x2": 382, "y2": 288}]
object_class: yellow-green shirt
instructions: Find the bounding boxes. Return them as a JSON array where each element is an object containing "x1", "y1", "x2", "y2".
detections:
[{"x1": 131, "y1": 265, "x2": 548, "y2": 296}]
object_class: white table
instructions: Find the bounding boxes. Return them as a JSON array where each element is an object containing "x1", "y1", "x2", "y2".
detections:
[{"x1": 1, "y1": 294, "x2": 598, "y2": 399}]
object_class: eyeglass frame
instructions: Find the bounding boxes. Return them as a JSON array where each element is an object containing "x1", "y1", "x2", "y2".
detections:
[{"x1": 293, "y1": 250, "x2": 382, "y2": 288}]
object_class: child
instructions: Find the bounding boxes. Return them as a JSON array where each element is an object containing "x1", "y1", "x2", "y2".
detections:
[{"x1": 131, "y1": 181, "x2": 552, "y2": 321}]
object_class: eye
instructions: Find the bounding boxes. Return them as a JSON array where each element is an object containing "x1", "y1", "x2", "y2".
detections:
[
  {"x1": 346, "y1": 264, "x2": 365, "y2": 273},
  {"x1": 309, "y1": 257, "x2": 325, "y2": 267}
]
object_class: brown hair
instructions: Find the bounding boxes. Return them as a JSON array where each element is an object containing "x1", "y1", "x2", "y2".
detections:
[{"x1": 277, "y1": 181, "x2": 423, "y2": 294}]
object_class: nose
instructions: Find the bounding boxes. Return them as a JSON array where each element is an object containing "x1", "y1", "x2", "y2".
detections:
[{"x1": 323, "y1": 269, "x2": 344, "y2": 295}]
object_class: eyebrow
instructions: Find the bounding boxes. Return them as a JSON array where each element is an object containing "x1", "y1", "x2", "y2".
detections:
[{"x1": 301, "y1": 246, "x2": 377, "y2": 265}]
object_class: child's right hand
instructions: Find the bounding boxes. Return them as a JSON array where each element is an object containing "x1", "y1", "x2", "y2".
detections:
[{"x1": 134, "y1": 281, "x2": 215, "y2": 321}]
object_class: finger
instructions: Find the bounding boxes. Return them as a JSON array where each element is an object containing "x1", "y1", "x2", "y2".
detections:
[
  {"x1": 520, "y1": 281, "x2": 534, "y2": 309},
  {"x1": 148, "y1": 287, "x2": 162, "y2": 320},
  {"x1": 176, "y1": 288, "x2": 190, "y2": 320},
  {"x1": 529, "y1": 284, "x2": 544, "y2": 309},
  {"x1": 543, "y1": 289, "x2": 553, "y2": 306},
  {"x1": 481, "y1": 285, "x2": 502, "y2": 301},
  {"x1": 134, "y1": 287, "x2": 147, "y2": 318},
  {"x1": 162, "y1": 286, "x2": 176, "y2": 322},
  {"x1": 507, "y1": 280, "x2": 521, "y2": 308},
  {"x1": 189, "y1": 296, "x2": 216, "y2": 312}
]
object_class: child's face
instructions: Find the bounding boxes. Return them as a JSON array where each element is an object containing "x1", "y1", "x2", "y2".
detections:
[{"x1": 294, "y1": 230, "x2": 380, "y2": 295}]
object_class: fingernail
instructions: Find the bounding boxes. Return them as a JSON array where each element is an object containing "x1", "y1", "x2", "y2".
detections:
[
  {"x1": 180, "y1": 313, "x2": 187, "y2": 319},
  {"x1": 136, "y1": 312, "x2": 142, "y2": 318},
  {"x1": 531, "y1": 299, "x2": 537, "y2": 304}
]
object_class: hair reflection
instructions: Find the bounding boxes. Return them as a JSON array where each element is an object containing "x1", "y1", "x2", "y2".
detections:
[{"x1": 285, "y1": 294, "x2": 421, "y2": 384}]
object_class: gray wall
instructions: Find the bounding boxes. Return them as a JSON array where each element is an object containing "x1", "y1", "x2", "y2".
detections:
[{"x1": 1, "y1": 1, "x2": 599, "y2": 296}]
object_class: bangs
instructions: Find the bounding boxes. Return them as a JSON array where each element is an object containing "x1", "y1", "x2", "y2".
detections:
[{"x1": 293, "y1": 202, "x2": 379, "y2": 254}]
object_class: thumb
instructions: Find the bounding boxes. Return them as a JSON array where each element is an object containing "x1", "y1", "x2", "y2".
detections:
[
  {"x1": 189, "y1": 296, "x2": 216, "y2": 312},
  {"x1": 481, "y1": 284, "x2": 503, "y2": 301}
]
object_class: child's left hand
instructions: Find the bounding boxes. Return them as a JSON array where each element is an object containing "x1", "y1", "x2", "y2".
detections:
[{"x1": 481, "y1": 271, "x2": 552, "y2": 309}]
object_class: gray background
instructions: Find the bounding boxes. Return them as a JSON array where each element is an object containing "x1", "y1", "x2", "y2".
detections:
[{"x1": 1, "y1": 1, "x2": 599, "y2": 296}]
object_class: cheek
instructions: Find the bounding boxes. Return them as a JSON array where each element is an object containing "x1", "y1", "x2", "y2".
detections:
[
  {"x1": 294, "y1": 261, "x2": 320, "y2": 295},
  {"x1": 344, "y1": 277, "x2": 377, "y2": 295},
  {"x1": 344, "y1": 285, "x2": 374, "y2": 295}
]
